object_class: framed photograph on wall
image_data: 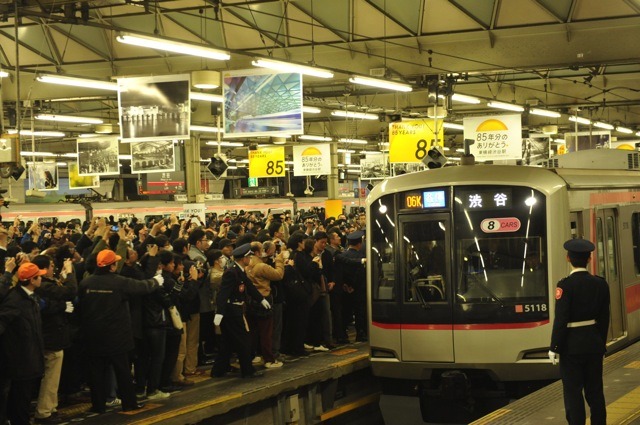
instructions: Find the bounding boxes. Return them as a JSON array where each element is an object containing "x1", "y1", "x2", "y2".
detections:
[
  {"x1": 131, "y1": 140, "x2": 176, "y2": 173},
  {"x1": 28, "y1": 162, "x2": 58, "y2": 191},
  {"x1": 77, "y1": 136, "x2": 120, "y2": 176},
  {"x1": 69, "y1": 162, "x2": 100, "y2": 189},
  {"x1": 118, "y1": 74, "x2": 190, "y2": 142}
]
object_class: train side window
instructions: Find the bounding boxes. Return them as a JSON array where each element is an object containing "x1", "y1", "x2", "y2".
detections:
[
  {"x1": 402, "y1": 220, "x2": 447, "y2": 303},
  {"x1": 595, "y1": 217, "x2": 605, "y2": 274},
  {"x1": 631, "y1": 213, "x2": 640, "y2": 275},
  {"x1": 370, "y1": 194, "x2": 397, "y2": 301}
]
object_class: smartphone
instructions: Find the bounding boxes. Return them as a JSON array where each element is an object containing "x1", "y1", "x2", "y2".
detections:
[{"x1": 111, "y1": 225, "x2": 119, "y2": 232}]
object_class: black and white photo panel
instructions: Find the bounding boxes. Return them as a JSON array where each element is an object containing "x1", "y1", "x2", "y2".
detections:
[
  {"x1": 28, "y1": 162, "x2": 58, "y2": 191},
  {"x1": 131, "y1": 140, "x2": 176, "y2": 173},
  {"x1": 77, "y1": 136, "x2": 120, "y2": 176}
]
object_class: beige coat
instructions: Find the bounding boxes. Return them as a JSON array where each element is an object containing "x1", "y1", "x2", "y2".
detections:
[{"x1": 246, "y1": 255, "x2": 284, "y2": 297}]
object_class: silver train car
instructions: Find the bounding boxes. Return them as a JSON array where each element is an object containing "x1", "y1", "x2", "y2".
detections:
[
  {"x1": 366, "y1": 150, "x2": 640, "y2": 408},
  {"x1": 0, "y1": 197, "x2": 329, "y2": 224}
]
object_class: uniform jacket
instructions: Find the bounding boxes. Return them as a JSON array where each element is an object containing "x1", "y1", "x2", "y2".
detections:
[
  {"x1": 550, "y1": 271, "x2": 610, "y2": 355},
  {"x1": 0, "y1": 286, "x2": 45, "y2": 380},
  {"x1": 79, "y1": 270, "x2": 158, "y2": 356},
  {"x1": 246, "y1": 255, "x2": 284, "y2": 297},
  {"x1": 336, "y1": 247, "x2": 366, "y2": 290},
  {"x1": 35, "y1": 274, "x2": 77, "y2": 351},
  {"x1": 216, "y1": 262, "x2": 264, "y2": 317}
]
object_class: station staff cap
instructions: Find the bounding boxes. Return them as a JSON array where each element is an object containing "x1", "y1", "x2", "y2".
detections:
[
  {"x1": 347, "y1": 230, "x2": 364, "y2": 242},
  {"x1": 563, "y1": 238, "x2": 595, "y2": 256},
  {"x1": 232, "y1": 243, "x2": 254, "y2": 258}
]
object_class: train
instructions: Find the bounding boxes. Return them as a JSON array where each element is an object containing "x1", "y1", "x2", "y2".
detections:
[
  {"x1": 0, "y1": 197, "x2": 332, "y2": 224},
  {"x1": 366, "y1": 149, "x2": 640, "y2": 418}
]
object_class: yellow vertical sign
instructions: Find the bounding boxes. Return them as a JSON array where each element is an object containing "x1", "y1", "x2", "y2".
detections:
[
  {"x1": 389, "y1": 120, "x2": 444, "y2": 163},
  {"x1": 249, "y1": 146, "x2": 286, "y2": 178}
]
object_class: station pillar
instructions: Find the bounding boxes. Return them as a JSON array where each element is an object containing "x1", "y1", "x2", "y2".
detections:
[
  {"x1": 184, "y1": 136, "x2": 203, "y2": 203},
  {"x1": 325, "y1": 142, "x2": 343, "y2": 218}
]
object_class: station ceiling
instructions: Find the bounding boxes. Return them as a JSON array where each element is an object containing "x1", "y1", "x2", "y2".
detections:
[{"x1": 2, "y1": 0, "x2": 640, "y2": 158}]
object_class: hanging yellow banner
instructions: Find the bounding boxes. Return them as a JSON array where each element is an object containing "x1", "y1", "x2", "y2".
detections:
[
  {"x1": 249, "y1": 146, "x2": 286, "y2": 178},
  {"x1": 389, "y1": 120, "x2": 444, "y2": 163}
]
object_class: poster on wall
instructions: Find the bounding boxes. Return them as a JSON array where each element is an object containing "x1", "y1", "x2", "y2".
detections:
[
  {"x1": 292, "y1": 144, "x2": 330, "y2": 176},
  {"x1": 222, "y1": 69, "x2": 303, "y2": 138},
  {"x1": 28, "y1": 162, "x2": 58, "y2": 191},
  {"x1": 389, "y1": 120, "x2": 444, "y2": 163},
  {"x1": 118, "y1": 74, "x2": 190, "y2": 142},
  {"x1": 77, "y1": 136, "x2": 120, "y2": 176},
  {"x1": 68, "y1": 162, "x2": 99, "y2": 189},
  {"x1": 564, "y1": 131, "x2": 610, "y2": 152},
  {"x1": 361, "y1": 153, "x2": 389, "y2": 180},
  {"x1": 248, "y1": 146, "x2": 286, "y2": 178},
  {"x1": 131, "y1": 140, "x2": 176, "y2": 174},
  {"x1": 522, "y1": 134, "x2": 551, "y2": 165},
  {"x1": 463, "y1": 114, "x2": 522, "y2": 161}
]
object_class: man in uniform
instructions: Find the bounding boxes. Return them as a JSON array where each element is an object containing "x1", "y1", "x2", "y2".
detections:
[
  {"x1": 549, "y1": 238, "x2": 609, "y2": 425},
  {"x1": 337, "y1": 230, "x2": 367, "y2": 342},
  {"x1": 212, "y1": 243, "x2": 271, "y2": 379}
]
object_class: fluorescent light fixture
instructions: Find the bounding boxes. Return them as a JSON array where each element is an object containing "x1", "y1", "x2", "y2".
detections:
[
  {"x1": 487, "y1": 101, "x2": 525, "y2": 112},
  {"x1": 299, "y1": 135, "x2": 332, "y2": 141},
  {"x1": 191, "y1": 125, "x2": 222, "y2": 133},
  {"x1": 443, "y1": 122, "x2": 464, "y2": 130},
  {"x1": 252, "y1": 58, "x2": 334, "y2": 79},
  {"x1": 349, "y1": 76, "x2": 412, "y2": 92},
  {"x1": 360, "y1": 150, "x2": 380, "y2": 154},
  {"x1": 190, "y1": 92, "x2": 224, "y2": 103},
  {"x1": 552, "y1": 138, "x2": 566, "y2": 144},
  {"x1": 331, "y1": 110, "x2": 378, "y2": 120},
  {"x1": 0, "y1": 71, "x2": 9, "y2": 78},
  {"x1": 302, "y1": 106, "x2": 322, "y2": 114},
  {"x1": 337, "y1": 149, "x2": 356, "y2": 153},
  {"x1": 35, "y1": 114, "x2": 103, "y2": 124},
  {"x1": 593, "y1": 121, "x2": 614, "y2": 130},
  {"x1": 445, "y1": 93, "x2": 481, "y2": 104},
  {"x1": 530, "y1": 108, "x2": 561, "y2": 118},
  {"x1": 21, "y1": 151, "x2": 56, "y2": 157},
  {"x1": 616, "y1": 126, "x2": 634, "y2": 134},
  {"x1": 8, "y1": 129, "x2": 66, "y2": 137},
  {"x1": 37, "y1": 74, "x2": 118, "y2": 91},
  {"x1": 568, "y1": 116, "x2": 591, "y2": 125},
  {"x1": 117, "y1": 32, "x2": 230, "y2": 61},
  {"x1": 338, "y1": 138, "x2": 368, "y2": 145},
  {"x1": 636, "y1": 131, "x2": 640, "y2": 137},
  {"x1": 118, "y1": 154, "x2": 133, "y2": 160},
  {"x1": 205, "y1": 141, "x2": 244, "y2": 147}
]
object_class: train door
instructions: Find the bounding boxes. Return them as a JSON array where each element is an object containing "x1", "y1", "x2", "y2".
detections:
[
  {"x1": 398, "y1": 213, "x2": 454, "y2": 362},
  {"x1": 595, "y1": 209, "x2": 625, "y2": 342}
]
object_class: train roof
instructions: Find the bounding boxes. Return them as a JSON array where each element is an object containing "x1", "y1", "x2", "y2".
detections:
[{"x1": 368, "y1": 150, "x2": 640, "y2": 203}]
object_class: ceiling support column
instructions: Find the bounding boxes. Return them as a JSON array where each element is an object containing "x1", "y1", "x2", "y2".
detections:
[
  {"x1": 184, "y1": 135, "x2": 202, "y2": 203},
  {"x1": 325, "y1": 142, "x2": 343, "y2": 219}
]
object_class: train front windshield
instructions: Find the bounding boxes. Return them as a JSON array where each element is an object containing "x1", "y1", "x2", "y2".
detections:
[
  {"x1": 371, "y1": 185, "x2": 548, "y2": 321},
  {"x1": 453, "y1": 186, "x2": 547, "y2": 304}
]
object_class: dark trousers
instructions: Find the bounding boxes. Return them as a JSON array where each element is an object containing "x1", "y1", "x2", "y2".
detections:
[
  {"x1": 161, "y1": 332, "x2": 181, "y2": 388},
  {"x1": 560, "y1": 353, "x2": 606, "y2": 425},
  {"x1": 330, "y1": 287, "x2": 347, "y2": 341},
  {"x1": 7, "y1": 378, "x2": 38, "y2": 425},
  {"x1": 141, "y1": 328, "x2": 166, "y2": 393},
  {"x1": 0, "y1": 376, "x2": 11, "y2": 425},
  {"x1": 199, "y1": 311, "x2": 216, "y2": 356},
  {"x1": 353, "y1": 287, "x2": 367, "y2": 339},
  {"x1": 271, "y1": 303, "x2": 283, "y2": 357},
  {"x1": 248, "y1": 313, "x2": 275, "y2": 362},
  {"x1": 282, "y1": 284, "x2": 310, "y2": 355},
  {"x1": 87, "y1": 352, "x2": 137, "y2": 412},
  {"x1": 213, "y1": 308, "x2": 255, "y2": 378}
]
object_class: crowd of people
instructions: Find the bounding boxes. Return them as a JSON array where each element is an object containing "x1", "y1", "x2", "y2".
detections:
[{"x1": 0, "y1": 206, "x2": 368, "y2": 424}]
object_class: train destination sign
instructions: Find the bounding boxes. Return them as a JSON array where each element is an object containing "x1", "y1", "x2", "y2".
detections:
[
  {"x1": 404, "y1": 189, "x2": 447, "y2": 209},
  {"x1": 457, "y1": 189, "x2": 512, "y2": 211}
]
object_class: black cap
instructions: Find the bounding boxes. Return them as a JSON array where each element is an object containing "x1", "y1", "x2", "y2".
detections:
[
  {"x1": 563, "y1": 238, "x2": 595, "y2": 256},
  {"x1": 232, "y1": 243, "x2": 253, "y2": 258},
  {"x1": 227, "y1": 230, "x2": 238, "y2": 239},
  {"x1": 347, "y1": 230, "x2": 364, "y2": 243},
  {"x1": 218, "y1": 238, "x2": 234, "y2": 249}
]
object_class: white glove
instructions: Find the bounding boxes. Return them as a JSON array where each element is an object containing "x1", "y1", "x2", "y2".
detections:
[
  {"x1": 548, "y1": 350, "x2": 558, "y2": 365},
  {"x1": 153, "y1": 274, "x2": 164, "y2": 285},
  {"x1": 64, "y1": 301, "x2": 74, "y2": 314},
  {"x1": 261, "y1": 299, "x2": 271, "y2": 310},
  {"x1": 213, "y1": 314, "x2": 223, "y2": 326}
]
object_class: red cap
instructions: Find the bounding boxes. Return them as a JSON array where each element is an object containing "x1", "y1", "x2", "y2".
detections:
[
  {"x1": 97, "y1": 249, "x2": 122, "y2": 267},
  {"x1": 18, "y1": 262, "x2": 47, "y2": 281}
]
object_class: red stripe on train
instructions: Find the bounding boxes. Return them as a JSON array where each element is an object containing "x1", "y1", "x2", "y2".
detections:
[
  {"x1": 625, "y1": 283, "x2": 640, "y2": 314},
  {"x1": 372, "y1": 320, "x2": 549, "y2": 330}
]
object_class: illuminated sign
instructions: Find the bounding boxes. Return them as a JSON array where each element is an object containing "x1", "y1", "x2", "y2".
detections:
[
  {"x1": 404, "y1": 189, "x2": 447, "y2": 209},
  {"x1": 457, "y1": 189, "x2": 512, "y2": 211},
  {"x1": 480, "y1": 217, "x2": 521, "y2": 233}
]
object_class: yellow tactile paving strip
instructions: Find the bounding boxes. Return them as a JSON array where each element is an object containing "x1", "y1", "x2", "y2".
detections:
[
  {"x1": 127, "y1": 393, "x2": 243, "y2": 425},
  {"x1": 603, "y1": 386, "x2": 640, "y2": 425}
]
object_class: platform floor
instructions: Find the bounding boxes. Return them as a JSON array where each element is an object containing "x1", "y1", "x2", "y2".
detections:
[
  {"x1": 471, "y1": 340, "x2": 640, "y2": 425},
  {"x1": 51, "y1": 341, "x2": 371, "y2": 425}
]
